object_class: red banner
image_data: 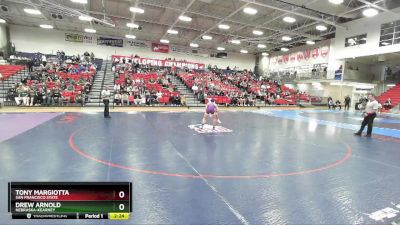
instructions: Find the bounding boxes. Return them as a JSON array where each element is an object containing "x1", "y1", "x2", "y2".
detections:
[
  {"x1": 112, "y1": 55, "x2": 205, "y2": 70},
  {"x1": 312, "y1": 48, "x2": 319, "y2": 59},
  {"x1": 290, "y1": 53, "x2": 296, "y2": 62},
  {"x1": 283, "y1": 55, "x2": 289, "y2": 63},
  {"x1": 304, "y1": 49, "x2": 311, "y2": 60},
  {"x1": 321, "y1": 46, "x2": 329, "y2": 57},
  {"x1": 297, "y1": 52, "x2": 304, "y2": 62},
  {"x1": 152, "y1": 43, "x2": 169, "y2": 53}
]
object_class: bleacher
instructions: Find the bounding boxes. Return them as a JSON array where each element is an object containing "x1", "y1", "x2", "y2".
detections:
[
  {"x1": 0, "y1": 65, "x2": 26, "y2": 80},
  {"x1": 115, "y1": 72, "x2": 180, "y2": 104}
]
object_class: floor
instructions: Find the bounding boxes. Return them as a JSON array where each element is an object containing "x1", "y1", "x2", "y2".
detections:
[{"x1": 0, "y1": 110, "x2": 400, "y2": 225}]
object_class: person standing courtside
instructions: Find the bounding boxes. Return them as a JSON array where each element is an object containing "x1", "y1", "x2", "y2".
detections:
[
  {"x1": 344, "y1": 95, "x2": 351, "y2": 111},
  {"x1": 101, "y1": 87, "x2": 111, "y2": 118},
  {"x1": 354, "y1": 94, "x2": 379, "y2": 137}
]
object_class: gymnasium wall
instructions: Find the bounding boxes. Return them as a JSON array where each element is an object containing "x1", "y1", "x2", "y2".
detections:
[
  {"x1": 334, "y1": 6, "x2": 400, "y2": 59},
  {"x1": 0, "y1": 24, "x2": 7, "y2": 57},
  {"x1": 286, "y1": 83, "x2": 354, "y2": 101},
  {"x1": 9, "y1": 25, "x2": 256, "y2": 70}
]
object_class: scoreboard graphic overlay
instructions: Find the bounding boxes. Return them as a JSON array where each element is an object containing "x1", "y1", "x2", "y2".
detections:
[{"x1": 8, "y1": 182, "x2": 132, "y2": 220}]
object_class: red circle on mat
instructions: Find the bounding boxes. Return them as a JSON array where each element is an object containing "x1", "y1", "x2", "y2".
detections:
[{"x1": 69, "y1": 127, "x2": 352, "y2": 179}]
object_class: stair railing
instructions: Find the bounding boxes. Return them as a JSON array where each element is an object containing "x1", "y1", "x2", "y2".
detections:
[{"x1": 98, "y1": 60, "x2": 108, "y2": 107}]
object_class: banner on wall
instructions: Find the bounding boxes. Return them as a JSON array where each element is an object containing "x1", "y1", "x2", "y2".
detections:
[
  {"x1": 126, "y1": 40, "x2": 148, "y2": 48},
  {"x1": 269, "y1": 45, "x2": 330, "y2": 67},
  {"x1": 304, "y1": 49, "x2": 311, "y2": 60},
  {"x1": 112, "y1": 55, "x2": 205, "y2": 70},
  {"x1": 312, "y1": 48, "x2": 319, "y2": 58},
  {"x1": 152, "y1": 43, "x2": 169, "y2": 53},
  {"x1": 65, "y1": 33, "x2": 94, "y2": 44},
  {"x1": 321, "y1": 46, "x2": 329, "y2": 57},
  {"x1": 97, "y1": 37, "x2": 123, "y2": 47},
  {"x1": 297, "y1": 52, "x2": 304, "y2": 62},
  {"x1": 290, "y1": 53, "x2": 296, "y2": 62}
]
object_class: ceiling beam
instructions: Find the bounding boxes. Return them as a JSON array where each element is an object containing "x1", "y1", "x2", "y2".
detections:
[
  {"x1": 231, "y1": 0, "x2": 321, "y2": 37},
  {"x1": 192, "y1": 2, "x2": 249, "y2": 43},
  {"x1": 160, "y1": 0, "x2": 196, "y2": 40},
  {"x1": 3, "y1": 0, "x2": 115, "y2": 26},
  {"x1": 239, "y1": 0, "x2": 345, "y2": 29},
  {"x1": 247, "y1": 0, "x2": 383, "y2": 45},
  {"x1": 356, "y1": 0, "x2": 400, "y2": 18},
  {"x1": 136, "y1": 1, "x2": 321, "y2": 41}
]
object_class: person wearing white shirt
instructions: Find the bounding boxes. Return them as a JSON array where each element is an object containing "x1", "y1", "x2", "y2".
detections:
[
  {"x1": 101, "y1": 87, "x2": 111, "y2": 118},
  {"x1": 354, "y1": 94, "x2": 379, "y2": 137}
]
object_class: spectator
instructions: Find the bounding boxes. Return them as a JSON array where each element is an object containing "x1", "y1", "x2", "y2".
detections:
[
  {"x1": 335, "y1": 100, "x2": 342, "y2": 110},
  {"x1": 328, "y1": 99, "x2": 335, "y2": 110},
  {"x1": 76, "y1": 91, "x2": 84, "y2": 106},
  {"x1": 128, "y1": 92, "x2": 135, "y2": 105},
  {"x1": 122, "y1": 92, "x2": 129, "y2": 106},
  {"x1": 344, "y1": 95, "x2": 351, "y2": 111},
  {"x1": 114, "y1": 92, "x2": 122, "y2": 106},
  {"x1": 384, "y1": 98, "x2": 392, "y2": 110},
  {"x1": 134, "y1": 92, "x2": 141, "y2": 105}
]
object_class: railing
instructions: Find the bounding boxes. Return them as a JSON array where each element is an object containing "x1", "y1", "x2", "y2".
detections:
[{"x1": 99, "y1": 61, "x2": 108, "y2": 107}]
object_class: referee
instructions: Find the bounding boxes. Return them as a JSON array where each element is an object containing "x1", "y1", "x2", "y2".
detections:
[
  {"x1": 354, "y1": 94, "x2": 379, "y2": 137},
  {"x1": 101, "y1": 87, "x2": 111, "y2": 118}
]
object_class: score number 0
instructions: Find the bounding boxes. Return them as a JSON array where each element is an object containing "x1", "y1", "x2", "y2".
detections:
[{"x1": 118, "y1": 191, "x2": 125, "y2": 211}]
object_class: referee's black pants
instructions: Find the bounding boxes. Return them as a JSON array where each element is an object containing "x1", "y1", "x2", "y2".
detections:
[
  {"x1": 358, "y1": 113, "x2": 376, "y2": 135},
  {"x1": 103, "y1": 99, "x2": 110, "y2": 117},
  {"x1": 345, "y1": 103, "x2": 350, "y2": 110}
]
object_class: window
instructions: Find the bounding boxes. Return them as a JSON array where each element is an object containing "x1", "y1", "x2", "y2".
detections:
[
  {"x1": 379, "y1": 20, "x2": 400, "y2": 46},
  {"x1": 345, "y1": 34, "x2": 367, "y2": 47}
]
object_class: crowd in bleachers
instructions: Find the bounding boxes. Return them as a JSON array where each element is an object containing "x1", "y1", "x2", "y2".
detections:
[
  {"x1": 5, "y1": 52, "x2": 98, "y2": 106},
  {"x1": 179, "y1": 67, "x2": 309, "y2": 106},
  {"x1": 110, "y1": 56, "x2": 312, "y2": 107},
  {"x1": 111, "y1": 57, "x2": 186, "y2": 106}
]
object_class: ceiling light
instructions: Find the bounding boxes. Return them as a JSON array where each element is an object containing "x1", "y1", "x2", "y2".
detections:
[
  {"x1": 160, "y1": 39, "x2": 169, "y2": 44},
  {"x1": 190, "y1": 43, "x2": 199, "y2": 48},
  {"x1": 253, "y1": 30, "x2": 263, "y2": 35},
  {"x1": 24, "y1": 8, "x2": 41, "y2": 15},
  {"x1": 167, "y1": 29, "x2": 178, "y2": 35},
  {"x1": 231, "y1": 39, "x2": 241, "y2": 44},
  {"x1": 125, "y1": 34, "x2": 136, "y2": 39},
  {"x1": 79, "y1": 15, "x2": 92, "y2": 21},
  {"x1": 0, "y1": 19, "x2": 5, "y2": 24},
  {"x1": 281, "y1": 47, "x2": 289, "y2": 52},
  {"x1": 363, "y1": 8, "x2": 379, "y2": 17},
  {"x1": 381, "y1": 42, "x2": 390, "y2": 46},
  {"x1": 283, "y1": 16, "x2": 296, "y2": 23},
  {"x1": 218, "y1": 24, "x2": 230, "y2": 30},
  {"x1": 282, "y1": 36, "x2": 292, "y2": 41},
  {"x1": 202, "y1": 35, "x2": 212, "y2": 40},
  {"x1": 240, "y1": 49, "x2": 248, "y2": 54},
  {"x1": 306, "y1": 40, "x2": 315, "y2": 45},
  {"x1": 39, "y1": 24, "x2": 53, "y2": 29},
  {"x1": 387, "y1": 84, "x2": 396, "y2": 87},
  {"x1": 126, "y1": 23, "x2": 139, "y2": 28},
  {"x1": 257, "y1": 44, "x2": 266, "y2": 49},
  {"x1": 316, "y1": 25, "x2": 328, "y2": 31},
  {"x1": 243, "y1": 7, "x2": 257, "y2": 15},
  {"x1": 70, "y1": 0, "x2": 87, "y2": 3},
  {"x1": 130, "y1": 7, "x2": 144, "y2": 14},
  {"x1": 217, "y1": 47, "x2": 225, "y2": 51},
  {"x1": 262, "y1": 52, "x2": 269, "y2": 56},
  {"x1": 179, "y1": 15, "x2": 192, "y2": 22},
  {"x1": 84, "y1": 28, "x2": 96, "y2": 33},
  {"x1": 328, "y1": 0, "x2": 344, "y2": 4}
]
